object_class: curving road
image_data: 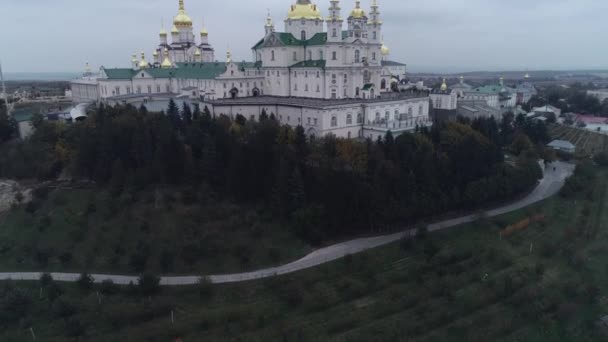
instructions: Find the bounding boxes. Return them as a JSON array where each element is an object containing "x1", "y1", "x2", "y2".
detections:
[{"x1": 0, "y1": 161, "x2": 575, "y2": 286}]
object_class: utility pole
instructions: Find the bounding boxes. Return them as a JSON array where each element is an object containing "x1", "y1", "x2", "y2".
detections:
[{"x1": 0, "y1": 61, "x2": 14, "y2": 118}]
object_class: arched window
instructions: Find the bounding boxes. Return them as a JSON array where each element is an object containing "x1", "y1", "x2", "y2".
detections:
[
  {"x1": 385, "y1": 111, "x2": 390, "y2": 121},
  {"x1": 357, "y1": 113, "x2": 363, "y2": 124},
  {"x1": 331, "y1": 116, "x2": 338, "y2": 127},
  {"x1": 355, "y1": 87, "x2": 360, "y2": 97},
  {"x1": 419, "y1": 105, "x2": 423, "y2": 115},
  {"x1": 301, "y1": 30, "x2": 307, "y2": 40},
  {"x1": 355, "y1": 50, "x2": 360, "y2": 63},
  {"x1": 331, "y1": 89, "x2": 337, "y2": 99},
  {"x1": 344, "y1": 74, "x2": 348, "y2": 83},
  {"x1": 271, "y1": 50, "x2": 275, "y2": 61},
  {"x1": 346, "y1": 114, "x2": 353, "y2": 125},
  {"x1": 408, "y1": 107, "x2": 413, "y2": 116},
  {"x1": 381, "y1": 79, "x2": 386, "y2": 89},
  {"x1": 395, "y1": 110, "x2": 400, "y2": 120},
  {"x1": 375, "y1": 112, "x2": 380, "y2": 122}
]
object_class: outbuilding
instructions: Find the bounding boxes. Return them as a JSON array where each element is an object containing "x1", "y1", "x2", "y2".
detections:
[{"x1": 548, "y1": 139, "x2": 576, "y2": 154}]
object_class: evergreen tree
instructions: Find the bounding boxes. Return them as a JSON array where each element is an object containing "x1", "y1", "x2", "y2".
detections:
[
  {"x1": 203, "y1": 105, "x2": 212, "y2": 118},
  {"x1": 192, "y1": 103, "x2": 201, "y2": 121},
  {"x1": 289, "y1": 167, "x2": 306, "y2": 213},
  {"x1": 138, "y1": 104, "x2": 148, "y2": 115},
  {"x1": 0, "y1": 105, "x2": 16, "y2": 143},
  {"x1": 182, "y1": 102, "x2": 193, "y2": 126},
  {"x1": 259, "y1": 109, "x2": 269, "y2": 121}
]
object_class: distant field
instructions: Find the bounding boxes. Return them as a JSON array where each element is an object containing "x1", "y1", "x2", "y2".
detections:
[
  {"x1": 2, "y1": 165, "x2": 608, "y2": 341},
  {"x1": 0, "y1": 186, "x2": 310, "y2": 275},
  {"x1": 549, "y1": 124, "x2": 608, "y2": 156}
]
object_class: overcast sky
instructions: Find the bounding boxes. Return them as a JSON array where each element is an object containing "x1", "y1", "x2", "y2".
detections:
[{"x1": 1, "y1": 0, "x2": 606, "y2": 73}]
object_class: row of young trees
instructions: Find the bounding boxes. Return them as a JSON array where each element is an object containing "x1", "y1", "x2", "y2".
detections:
[{"x1": 0, "y1": 100, "x2": 545, "y2": 243}]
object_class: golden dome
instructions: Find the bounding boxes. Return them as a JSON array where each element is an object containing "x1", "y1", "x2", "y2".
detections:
[
  {"x1": 160, "y1": 27, "x2": 167, "y2": 36},
  {"x1": 440, "y1": 79, "x2": 448, "y2": 91},
  {"x1": 161, "y1": 49, "x2": 173, "y2": 68},
  {"x1": 287, "y1": 0, "x2": 322, "y2": 20},
  {"x1": 194, "y1": 48, "x2": 201, "y2": 56},
  {"x1": 350, "y1": 0, "x2": 366, "y2": 18},
  {"x1": 200, "y1": 27, "x2": 208, "y2": 36},
  {"x1": 153, "y1": 50, "x2": 159, "y2": 58},
  {"x1": 226, "y1": 48, "x2": 232, "y2": 64},
  {"x1": 381, "y1": 42, "x2": 389, "y2": 56},
  {"x1": 171, "y1": 25, "x2": 179, "y2": 34},
  {"x1": 173, "y1": 0, "x2": 193, "y2": 28},
  {"x1": 138, "y1": 52, "x2": 149, "y2": 69}
]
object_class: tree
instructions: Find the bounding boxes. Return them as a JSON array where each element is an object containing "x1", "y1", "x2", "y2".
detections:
[
  {"x1": 137, "y1": 273, "x2": 161, "y2": 296},
  {"x1": 511, "y1": 133, "x2": 533, "y2": 155},
  {"x1": 259, "y1": 108, "x2": 269, "y2": 121},
  {"x1": 76, "y1": 273, "x2": 94, "y2": 292},
  {"x1": 0, "y1": 108, "x2": 16, "y2": 143},
  {"x1": 182, "y1": 102, "x2": 193, "y2": 126}
]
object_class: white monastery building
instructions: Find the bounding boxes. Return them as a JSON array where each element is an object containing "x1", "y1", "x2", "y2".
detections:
[{"x1": 72, "y1": 0, "x2": 435, "y2": 139}]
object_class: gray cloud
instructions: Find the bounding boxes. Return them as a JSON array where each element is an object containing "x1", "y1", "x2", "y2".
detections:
[{"x1": 0, "y1": 0, "x2": 605, "y2": 73}]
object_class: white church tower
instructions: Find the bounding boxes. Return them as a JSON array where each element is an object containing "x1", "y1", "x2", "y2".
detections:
[
  {"x1": 285, "y1": 0, "x2": 324, "y2": 40},
  {"x1": 326, "y1": 0, "x2": 343, "y2": 43}
]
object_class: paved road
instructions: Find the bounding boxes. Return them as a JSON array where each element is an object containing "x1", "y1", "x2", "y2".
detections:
[{"x1": 0, "y1": 161, "x2": 575, "y2": 286}]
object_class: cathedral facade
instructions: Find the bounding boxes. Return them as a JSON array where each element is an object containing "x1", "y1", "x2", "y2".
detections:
[{"x1": 72, "y1": 0, "x2": 432, "y2": 140}]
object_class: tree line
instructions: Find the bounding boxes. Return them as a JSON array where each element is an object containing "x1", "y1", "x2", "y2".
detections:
[{"x1": 0, "y1": 100, "x2": 546, "y2": 244}]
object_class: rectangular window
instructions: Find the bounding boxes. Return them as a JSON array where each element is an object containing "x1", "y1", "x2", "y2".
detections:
[
  {"x1": 147, "y1": 86, "x2": 152, "y2": 94},
  {"x1": 332, "y1": 52, "x2": 337, "y2": 60},
  {"x1": 156, "y1": 85, "x2": 160, "y2": 93}
]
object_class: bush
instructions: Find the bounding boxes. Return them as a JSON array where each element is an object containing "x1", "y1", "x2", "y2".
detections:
[
  {"x1": 100, "y1": 279, "x2": 119, "y2": 295},
  {"x1": 0, "y1": 283, "x2": 31, "y2": 326},
  {"x1": 76, "y1": 273, "x2": 94, "y2": 292},
  {"x1": 138, "y1": 274, "x2": 161, "y2": 296},
  {"x1": 32, "y1": 186, "x2": 50, "y2": 201},
  {"x1": 52, "y1": 298, "x2": 77, "y2": 318},
  {"x1": 198, "y1": 276, "x2": 214, "y2": 299}
]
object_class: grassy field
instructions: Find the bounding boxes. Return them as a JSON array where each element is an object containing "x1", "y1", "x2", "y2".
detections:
[
  {"x1": 2, "y1": 165, "x2": 608, "y2": 341},
  {"x1": 0, "y1": 186, "x2": 310, "y2": 275},
  {"x1": 549, "y1": 124, "x2": 608, "y2": 157}
]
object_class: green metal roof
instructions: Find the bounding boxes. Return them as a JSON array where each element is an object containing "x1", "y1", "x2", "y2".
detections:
[
  {"x1": 13, "y1": 112, "x2": 33, "y2": 123},
  {"x1": 103, "y1": 68, "x2": 137, "y2": 80},
  {"x1": 146, "y1": 68, "x2": 178, "y2": 78},
  {"x1": 253, "y1": 32, "x2": 328, "y2": 49},
  {"x1": 362, "y1": 83, "x2": 374, "y2": 91},
  {"x1": 381, "y1": 60, "x2": 406, "y2": 67},
  {"x1": 174, "y1": 62, "x2": 227, "y2": 79},
  {"x1": 290, "y1": 60, "x2": 326, "y2": 68}
]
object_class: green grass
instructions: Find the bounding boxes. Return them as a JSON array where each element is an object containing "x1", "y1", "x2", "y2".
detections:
[
  {"x1": 3, "y1": 167, "x2": 608, "y2": 341},
  {"x1": 0, "y1": 186, "x2": 310, "y2": 275}
]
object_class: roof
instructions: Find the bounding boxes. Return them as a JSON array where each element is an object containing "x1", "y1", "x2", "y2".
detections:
[
  {"x1": 291, "y1": 60, "x2": 326, "y2": 68},
  {"x1": 431, "y1": 88, "x2": 453, "y2": 95},
  {"x1": 470, "y1": 84, "x2": 515, "y2": 95},
  {"x1": 103, "y1": 68, "x2": 136, "y2": 80},
  {"x1": 362, "y1": 83, "x2": 374, "y2": 91},
  {"x1": 576, "y1": 114, "x2": 608, "y2": 124},
  {"x1": 13, "y1": 112, "x2": 33, "y2": 123},
  {"x1": 548, "y1": 140, "x2": 575, "y2": 150},
  {"x1": 381, "y1": 60, "x2": 406, "y2": 67},
  {"x1": 205, "y1": 93, "x2": 429, "y2": 109},
  {"x1": 253, "y1": 32, "x2": 329, "y2": 49}
]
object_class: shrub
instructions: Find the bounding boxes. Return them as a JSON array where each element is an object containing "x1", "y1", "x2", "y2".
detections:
[
  {"x1": 52, "y1": 298, "x2": 77, "y2": 319},
  {"x1": 39, "y1": 273, "x2": 54, "y2": 287},
  {"x1": 198, "y1": 276, "x2": 214, "y2": 299},
  {"x1": 138, "y1": 274, "x2": 161, "y2": 296},
  {"x1": 59, "y1": 252, "x2": 73, "y2": 266},
  {"x1": 0, "y1": 283, "x2": 32, "y2": 326},
  {"x1": 32, "y1": 186, "x2": 50, "y2": 200},
  {"x1": 76, "y1": 273, "x2": 94, "y2": 292},
  {"x1": 100, "y1": 279, "x2": 119, "y2": 295}
]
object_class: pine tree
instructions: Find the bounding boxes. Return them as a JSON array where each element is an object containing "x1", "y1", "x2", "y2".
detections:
[
  {"x1": 182, "y1": 102, "x2": 193, "y2": 126},
  {"x1": 203, "y1": 105, "x2": 211, "y2": 118},
  {"x1": 289, "y1": 167, "x2": 306, "y2": 213},
  {"x1": 138, "y1": 104, "x2": 148, "y2": 115},
  {"x1": 192, "y1": 104, "x2": 201, "y2": 121},
  {"x1": 0, "y1": 104, "x2": 16, "y2": 143},
  {"x1": 259, "y1": 108, "x2": 269, "y2": 121}
]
